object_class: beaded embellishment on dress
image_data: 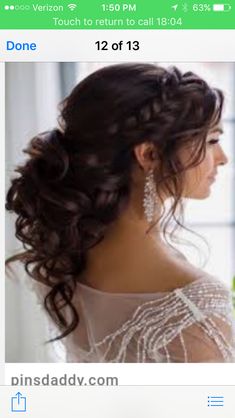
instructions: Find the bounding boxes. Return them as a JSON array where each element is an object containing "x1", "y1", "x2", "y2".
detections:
[{"x1": 59, "y1": 275, "x2": 235, "y2": 363}]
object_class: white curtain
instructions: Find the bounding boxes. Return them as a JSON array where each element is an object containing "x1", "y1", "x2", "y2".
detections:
[{"x1": 5, "y1": 63, "x2": 65, "y2": 362}]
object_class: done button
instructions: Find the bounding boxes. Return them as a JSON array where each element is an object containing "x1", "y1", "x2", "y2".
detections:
[{"x1": 6, "y1": 41, "x2": 37, "y2": 51}]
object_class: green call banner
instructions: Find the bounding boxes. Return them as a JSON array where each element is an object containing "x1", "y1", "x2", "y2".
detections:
[{"x1": 0, "y1": 0, "x2": 234, "y2": 29}]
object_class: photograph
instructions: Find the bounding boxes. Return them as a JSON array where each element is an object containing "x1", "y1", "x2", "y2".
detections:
[{"x1": 5, "y1": 62, "x2": 235, "y2": 362}]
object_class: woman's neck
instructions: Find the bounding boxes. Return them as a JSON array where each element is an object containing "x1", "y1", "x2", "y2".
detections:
[{"x1": 78, "y1": 208, "x2": 192, "y2": 293}]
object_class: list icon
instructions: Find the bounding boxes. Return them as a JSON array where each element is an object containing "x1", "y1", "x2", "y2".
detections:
[{"x1": 208, "y1": 395, "x2": 224, "y2": 407}]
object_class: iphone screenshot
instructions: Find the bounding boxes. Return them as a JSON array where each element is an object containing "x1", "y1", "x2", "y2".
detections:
[{"x1": 1, "y1": 0, "x2": 235, "y2": 416}]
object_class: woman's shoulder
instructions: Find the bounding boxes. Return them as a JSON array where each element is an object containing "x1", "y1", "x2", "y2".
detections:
[
  {"x1": 148, "y1": 248, "x2": 231, "y2": 296},
  {"x1": 180, "y1": 271, "x2": 231, "y2": 299},
  {"x1": 178, "y1": 272, "x2": 233, "y2": 316}
]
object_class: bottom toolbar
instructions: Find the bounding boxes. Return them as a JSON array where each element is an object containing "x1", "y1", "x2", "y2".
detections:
[{"x1": 0, "y1": 385, "x2": 235, "y2": 417}]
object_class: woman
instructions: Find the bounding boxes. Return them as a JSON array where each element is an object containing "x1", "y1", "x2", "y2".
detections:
[{"x1": 6, "y1": 63, "x2": 235, "y2": 362}]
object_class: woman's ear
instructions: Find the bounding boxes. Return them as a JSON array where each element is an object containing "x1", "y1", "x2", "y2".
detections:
[{"x1": 133, "y1": 142, "x2": 158, "y2": 172}]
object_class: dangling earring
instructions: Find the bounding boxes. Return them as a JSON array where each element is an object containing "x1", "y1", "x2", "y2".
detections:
[{"x1": 143, "y1": 168, "x2": 157, "y2": 224}]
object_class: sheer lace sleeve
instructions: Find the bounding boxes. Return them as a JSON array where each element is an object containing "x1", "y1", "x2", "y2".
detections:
[
  {"x1": 72, "y1": 275, "x2": 235, "y2": 363},
  {"x1": 147, "y1": 277, "x2": 235, "y2": 363}
]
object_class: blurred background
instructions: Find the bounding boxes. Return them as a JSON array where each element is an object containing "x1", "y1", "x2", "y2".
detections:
[{"x1": 5, "y1": 62, "x2": 235, "y2": 362}]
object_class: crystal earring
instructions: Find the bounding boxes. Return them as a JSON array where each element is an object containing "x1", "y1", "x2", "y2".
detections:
[{"x1": 143, "y1": 168, "x2": 157, "y2": 224}]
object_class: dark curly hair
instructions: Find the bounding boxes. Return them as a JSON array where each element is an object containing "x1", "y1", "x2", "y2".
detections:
[{"x1": 5, "y1": 63, "x2": 224, "y2": 341}]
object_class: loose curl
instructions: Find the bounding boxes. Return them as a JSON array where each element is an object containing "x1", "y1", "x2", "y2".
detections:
[{"x1": 5, "y1": 63, "x2": 224, "y2": 341}]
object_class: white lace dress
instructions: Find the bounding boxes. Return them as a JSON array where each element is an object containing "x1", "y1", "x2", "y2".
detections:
[{"x1": 47, "y1": 272, "x2": 235, "y2": 363}]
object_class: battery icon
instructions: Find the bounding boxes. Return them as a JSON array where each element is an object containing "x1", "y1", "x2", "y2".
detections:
[{"x1": 213, "y1": 4, "x2": 231, "y2": 11}]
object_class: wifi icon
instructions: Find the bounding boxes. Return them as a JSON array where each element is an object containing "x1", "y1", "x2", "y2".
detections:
[{"x1": 68, "y1": 3, "x2": 77, "y2": 11}]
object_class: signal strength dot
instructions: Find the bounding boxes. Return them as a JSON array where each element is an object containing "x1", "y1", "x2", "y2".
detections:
[{"x1": 5, "y1": 5, "x2": 15, "y2": 10}]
